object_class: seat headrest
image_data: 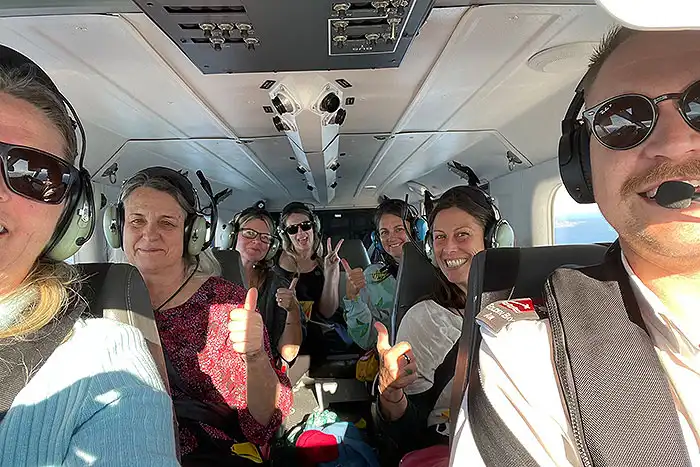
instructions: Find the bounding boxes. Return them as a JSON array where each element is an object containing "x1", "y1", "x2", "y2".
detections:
[
  {"x1": 392, "y1": 242, "x2": 441, "y2": 343},
  {"x1": 213, "y1": 249, "x2": 244, "y2": 286},
  {"x1": 337, "y1": 239, "x2": 371, "y2": 270}
]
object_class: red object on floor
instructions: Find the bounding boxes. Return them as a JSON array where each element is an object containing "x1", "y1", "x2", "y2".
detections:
[{"x1": 295, "y1": 429, "x2": 340, "y2": 466}]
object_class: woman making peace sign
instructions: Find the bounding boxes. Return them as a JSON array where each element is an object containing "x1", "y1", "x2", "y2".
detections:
[{"x1": 275, "y1": 202, "x2": 346, "y2": 357}]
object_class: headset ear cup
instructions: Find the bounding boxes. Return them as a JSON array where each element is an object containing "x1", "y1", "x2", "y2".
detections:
[
  {"x1": 578, "y1": 127, "x2": 594, "y2": 199},
  {"x1": 45, "y1": 181, "x2": 95, "y2": 261},
  {"x1": 371, "y1": 231, "x2": 384, "y2": 253},
  {"x1": 265, "y1": 237, "x2": 281, "y2": 262},
  {"x1": 493, "y1": 220, "x2": 516, "y2": 248},
  {"x1": 103, "y1": 204, "x2": 123, "y2": 249},
  {"x1": 187, "y1": 216, "x2": 208, "y2": 256},
  {"x1": 413, "y1": 218, "x2": 428, "y2": 243},
  {"x1": 219, "y1": 223, "x2": 233, "y2": 250},
  {"x1": 559, "y1": 121, "x2": 595, "y2": 204},
  {"x1": 425, "y1": 237, "x2": 437, "y2": 267}
]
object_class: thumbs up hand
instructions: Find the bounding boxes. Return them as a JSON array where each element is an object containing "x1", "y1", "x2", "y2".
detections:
[
  {"x1": 375, "y1": 322, "x2": 418, "y2": 402},
  {"x1": 341, "y1": 259, "x2": 366, "y2": 301},
  {"x1": 228, "y1": 288, "x2": 265, "y2": 358},
  {"x1": 275, "y1": 277, "x2": 299, "y2": 312}
]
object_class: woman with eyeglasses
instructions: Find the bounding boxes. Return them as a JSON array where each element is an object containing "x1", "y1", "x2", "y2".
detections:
[
  {"x1": 232, "y1": 207, "x2": 304, "y2": 364},
  {"x1": 276, "y1": 202, "x2": 345, "y2": 356},
  {"x1": 0, "y1": 45, "x2": 178, "y2": 464}
]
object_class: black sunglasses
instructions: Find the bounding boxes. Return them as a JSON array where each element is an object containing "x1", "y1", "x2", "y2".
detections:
[
  {"x1": 284, "y1": 221, "x2": 313, "y2": 235},
  {"x1": 240, "y1": 228, "x2": 274, "y2": 245},
  {"x1": 0, "y1": 141, "x2": 78, "y2": 204},
  {"x1": 582, "y1": 79, "x2": 700, "y2": 150}
]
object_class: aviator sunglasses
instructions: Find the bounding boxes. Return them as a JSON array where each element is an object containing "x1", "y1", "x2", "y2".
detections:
[
  {"x1": 1, "y1": 141, "x2": 78, "y2": 204},
  {"x1": 284, "y1": 220, "x2": 313, "y2": 235},
  {"x1": 240, "y1": 228, "x2": 274, "y2": 244},
  {"x1": 582, "y1": 79, "x2": 700, "y2": 151}
]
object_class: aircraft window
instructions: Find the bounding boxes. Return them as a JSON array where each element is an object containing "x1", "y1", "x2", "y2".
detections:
[{"x1": 552, "y1": 185, "x2": 617, "y2": 245}]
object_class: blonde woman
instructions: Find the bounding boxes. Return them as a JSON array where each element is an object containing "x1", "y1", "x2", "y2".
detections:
[{"x1": 0, "y1": 45, "x2": 178, "y2": 465}]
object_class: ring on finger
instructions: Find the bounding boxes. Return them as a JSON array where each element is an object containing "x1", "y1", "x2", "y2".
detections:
[{"x1": 402, "y1": 353, "x2": 411, "y2": 365}]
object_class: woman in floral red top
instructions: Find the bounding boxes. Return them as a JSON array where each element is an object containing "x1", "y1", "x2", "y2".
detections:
[{"x1": 116, "y1": 167, "x2": 292, "y2": 466}]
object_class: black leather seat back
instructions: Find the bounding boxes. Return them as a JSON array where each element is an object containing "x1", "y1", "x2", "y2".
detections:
[
  {"x1": 338, "y1": 239, "x2": 371, "y2": 270},
  {"x1": 391, "y1": 242, "x2": 441, "y2": 344},
  {"x1": 78, "y1": 263, "x2": 168, "y2": 391},
  {"x1": 337, "y1": 239, "x2": 371, "y2": 302},
  {"x1": 449, "y1": 244, "x2": 609, "y2": 441},
  {"x1": 213, "y1": 249, "x2": 244, "y2": 286}
]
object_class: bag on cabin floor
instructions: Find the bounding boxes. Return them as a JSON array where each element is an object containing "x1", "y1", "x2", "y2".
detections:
[{"x1": 399, "y1": 445, "x2": 450, "y2": 467}]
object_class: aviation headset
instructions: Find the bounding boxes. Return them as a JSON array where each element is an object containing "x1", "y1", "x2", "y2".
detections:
[
  {"x1": 102, "y1": 167, "x2": 212, "y2": 257},
  {"x1": 278, "y1": 201, "x2": 322, "y2": 256},
  {"x1": 558, "y1": 76, "x2": 595, "y2": 204},
  {"x1": 424, "y1": 186, "x2": 515, "y2": 265},
  {"x1": 0, "y1": 45, "x2": 96, "y2": 262},
  {"x1": 371, "y1": 198, "x2": 428, "y2": 254},
  {"x1": 226, "y1": 206, "x2": 281, "y2": 262}
]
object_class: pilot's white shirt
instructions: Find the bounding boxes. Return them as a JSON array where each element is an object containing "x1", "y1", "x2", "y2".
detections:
[{"x1": 450, "y1": 254, "x2": 699, "y2": 466}]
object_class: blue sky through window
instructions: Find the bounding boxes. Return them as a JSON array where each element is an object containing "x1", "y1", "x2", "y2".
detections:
[{"x1": 553, "y1": 185, "x2": 618, "y2": 245}]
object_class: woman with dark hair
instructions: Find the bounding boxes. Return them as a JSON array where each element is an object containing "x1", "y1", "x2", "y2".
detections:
[
  {"x1": 341, "y1": 198, "x2": 426, "y2": 349},
  {"x1": 374, "y1": 186, "x2": 513, "y2": 456},
  {"x1": 231, "y1": 207, "x2": 303, "y2": 363}
]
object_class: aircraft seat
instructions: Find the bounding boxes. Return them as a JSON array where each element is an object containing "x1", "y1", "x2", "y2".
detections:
[
  {"x1": 79, "y1": 263, "x2": 168, "y2": 390},
  {"x1": 449, "y1": 244, "x2": 609, "y2": 436},
  {"x1": 391, "y1": 242, "x2": 441, "y2": 344},
  {"x1": 213, "y1": 249, "x2": 245, "y2": 286},
  {"x1": 337, "y1": 239, "x2": 371, "y2": 305}
]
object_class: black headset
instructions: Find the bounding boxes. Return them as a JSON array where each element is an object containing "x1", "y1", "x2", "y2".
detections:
[
  {"x1": 227, "y1": 206, "x2": 281, "y2": 262},
  {"x1": 103, "y1": 167, "x2": 214, "y2": 257},
  {"x1": 0, "y1": 44, "x2": 96, "y2": 262},
  {"x1": 278, "y1": 202, "x2": 323, "y2": 256},
  {"x1": 558, "y1": 76, "x2": 595, "y2": 204},
  {"x1": 424, "y1": 186, "x2": 515, "y2": 265}
]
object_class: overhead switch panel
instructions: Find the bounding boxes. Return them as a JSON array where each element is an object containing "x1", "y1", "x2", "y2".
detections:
[{"x1": 133, "y1": 0, "x2": 435, "y2": 74}]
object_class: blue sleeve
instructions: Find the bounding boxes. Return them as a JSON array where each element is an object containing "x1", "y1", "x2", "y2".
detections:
[
  {"x1": 343, "y1": 267, "x2": 382, "y2": 350},
  {"x1": 344, "y1": 294, "x2": 375, "y2": 349},
  {"x1": 64, "y1": 322, "x2": 179, "y2": 466},
  {"x1": 65, "y1": 378, "x2": 179, "y2": 467}
]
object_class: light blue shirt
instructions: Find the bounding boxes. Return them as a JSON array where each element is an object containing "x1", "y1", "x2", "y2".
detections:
[
  {"x1": 0, "y1": 318, "x2": 179, "y2": 466},
  {"x1": 343, "y1": 263, "x2": 397, "y2": 349}
]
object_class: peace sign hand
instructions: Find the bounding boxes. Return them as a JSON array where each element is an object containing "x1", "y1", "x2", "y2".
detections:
[{"x1": 324, "y1": 238, "x2": 345, "y2": 271}]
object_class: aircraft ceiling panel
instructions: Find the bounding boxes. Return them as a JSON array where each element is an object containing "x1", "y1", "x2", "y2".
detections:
[
  {"x1": 104, "y1": 139, "x2": 289, "y2": 200},
  {"x1": 122, "y1": 7, "x2": 466, "y2": 137},
  {"x1": 359, "y1": 133, "x2": 433, "y2": 191},
  {"x1": 373, "y1": 130, "x2": 531, "y2": 194},
  {"x1": 241, "y1": 137, "x2": 320, "y2": 209},
  {"x1": 330, "y1": 134, "x2": 390, "y2": 207},
  {"x1": 0, "y1": 14, "x2": 232, "y2": 168}
]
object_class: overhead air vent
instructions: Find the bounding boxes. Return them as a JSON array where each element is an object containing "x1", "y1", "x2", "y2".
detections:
[{"x1": 134, "y1": 0, "x2": 435, "y2": 74}]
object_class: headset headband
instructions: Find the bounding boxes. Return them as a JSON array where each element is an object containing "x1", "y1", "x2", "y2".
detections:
[
  {"x1": 0, "y1": 44, "x2": 87, "y2": 170},
  {"x1": 281, "y1": 201, "x2": 315, "y2": 219},
  {"x1": 123, "y1": 166, "x2": 198, "y2": 209}
]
